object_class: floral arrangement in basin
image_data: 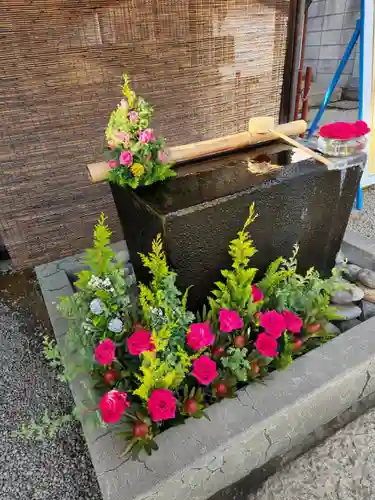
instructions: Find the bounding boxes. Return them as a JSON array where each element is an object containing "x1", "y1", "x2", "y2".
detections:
[
  {"x1": 29, "y1": 207, "x2": 343, "y2": 457},
  {"x1": 105, "y1": 74, "x2": 175, "y2": 189}
]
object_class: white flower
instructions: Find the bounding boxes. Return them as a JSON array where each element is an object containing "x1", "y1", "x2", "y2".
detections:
[
  {"x1": 90, "y1": 298, "x2": 104, "y2": 315},
  {"x1": 108, "y1": 318, "x2": 123, "y2": 333}
]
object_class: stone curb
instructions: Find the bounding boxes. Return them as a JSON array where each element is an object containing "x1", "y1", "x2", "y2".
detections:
[
  {"x1": 36, "y1": 244, "x2": 375, "y2": 500},
  {"x1": 342, "y1": 229, "x2": 375, "y2": 270}
]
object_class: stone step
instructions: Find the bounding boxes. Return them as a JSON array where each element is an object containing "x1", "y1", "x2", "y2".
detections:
[{"x1": 308, "y1": 82, "x2": 343, "y2": 108}]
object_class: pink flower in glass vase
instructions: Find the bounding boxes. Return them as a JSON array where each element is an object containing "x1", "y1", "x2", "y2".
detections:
[
  {"x1": 187, "y1": 322, "x2": 215, "y2": 351},
  {"x1": 255, "y1": 333, "x2": 278, "y2": 357},
  {"x1": 251, "y1": 284, "x2": 264, "y2": 303},
  {"x1": 99, "y1": 390, "x2": 130, "y2": 423},
  {"x1": 282, "y1": 310, "x2": 303, "y2": 334},
  {"x1": 260, "y1": 310, "x2": 286, "y2": 338},
  {"x1": 128, "y1": 110, "x2": 139, "y2": 123},
  {"x1": 219, "y1": 309, "x2": 243, "y2": 333},
  {"x1": 138, "y1": 128, "x2": 155, "y2": 144},
  {"x1": 119, "y1": 151, "x2": 133, "y2": 167},
  {"x1": 147, "y1": 389, "x2": 176, "y2": 422},
  {"x1": 192, "y1": 356, "x2": 218, "y2": 385}
]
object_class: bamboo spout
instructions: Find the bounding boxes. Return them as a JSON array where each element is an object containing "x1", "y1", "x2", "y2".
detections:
[{"x1": 87, "y1": 119, "x2": 307, "y2": 183}]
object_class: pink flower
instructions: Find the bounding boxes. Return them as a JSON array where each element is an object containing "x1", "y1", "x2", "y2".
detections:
[
  {"x1": 114, "y1": 131, "x2": 131, "y2": 144},
  {"x1": 192, "y1": 356, "x2": 218, "y2": 385},
  {"x1": 282, "y1": 310, "x2": 303, "y2": 334},
  {"x1": 107, "y1": 141, "x2": 116, "y2": 150},
  {"x1": 138, "y1": 128, "x2": 155, "y2": 144},
  {"x1": 255, "y1": 333, "x2": 278, "y2": 357},
  {"x1": 119, "y1": 151, "x2": 133, "y2": 166},
  {"x1": 158, "y1": 150, "x2": 167, "y2": 163},
  {"x1": 260, "y1": 311, "x2": 286, "y2": 339},
  {"x1": 219, "y1": 309, "x2": 243, "y2": 333},
  {"x1": 251, "y1": 284, "x2": 264, "y2": 303},
  {"x1": 95, "y1": 339, "x2": 116, "y2": 365},
  {"x1": 187, "y1": 322, "x2": 215, "y2": 351},
  {"x1": 120, "y1": 99, "x2": 128, "y2": 110},
  {"x1": 128, "y1": 110, "x2": 139, "y2": 123},
  {"x1": 99, "y1": 390, "x2": 130, "y2": 423},
  {"x1": 108, "y1": 159, "x2": 118, "y2": 169},
  {"x1": 147, "y1": 389, "x2": 176, "y2": 422},
  {"x1": 127, "y1": 330, "x2": 155, "y2": 355}
]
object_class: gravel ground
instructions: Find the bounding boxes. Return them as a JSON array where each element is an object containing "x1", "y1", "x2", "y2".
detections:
[
  {"x1": 348, "y1": 187, "x2": 375, "y2": 239},
  {"x1": 248, "y1": 407, "x2": 375, "y2": 500},
  {"x1": 0, "y1": 269, "x2": 101, "y2": 500}
]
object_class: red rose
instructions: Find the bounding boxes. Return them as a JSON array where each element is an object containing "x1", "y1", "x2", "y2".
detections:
[
  {"x1": 260, "y1": 311, "x2": 286, "y2": 338},
  {"x1": 99, "y1": 390, "x2": 130, "y2": 423},
  {"x1": 282, "y1": 310, "x2": 303, "y2": 334},
  {"x1": 255, "y1": 333, "x2": 278, "y2": 357},
  {"x1": 251, "y1": 284, "x2": 264, "y2": 303},
  {"x1": 186, "y1": 322, "x2": 215, "y2": 351},
  {"x1": 127, "y1": 330, "x2": 155, "y2": 355},
  {"x1": 192, "y1": 356, "x2": 218, "y2": 385},
  {"x1": 147, "y1": 389, "x2": 176, "y2": 422},
  {"x1": 95, "y1": 339, "x2": 116, "y2": 365},
  {"x1": 219, "y1": 309, "x2": 244, "y2": 333}
]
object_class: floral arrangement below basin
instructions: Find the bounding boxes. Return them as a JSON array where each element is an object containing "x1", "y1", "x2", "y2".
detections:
[
  {"x1": 104, "y1": 74, "x2": 175, "y2": 188},
  {"x1": 36, "y1": 206, "x2": 343, "y2": 457}
]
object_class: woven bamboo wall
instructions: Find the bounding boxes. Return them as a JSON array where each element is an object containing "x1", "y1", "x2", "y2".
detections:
[{"x1": 0, "y1": 0, "x2": 290, "y2": 268}]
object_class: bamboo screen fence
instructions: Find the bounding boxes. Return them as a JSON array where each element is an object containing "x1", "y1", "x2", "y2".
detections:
[{"x1": 0, "y1": 0, "x2": 290, "y2": 267}]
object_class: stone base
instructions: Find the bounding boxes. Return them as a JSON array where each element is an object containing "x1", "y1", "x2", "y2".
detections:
[
  {"x1": 36, "y1": 245, "x2": 375, "y2": 500},
  {"x1": 110, "y1": 145, "x2": 364, "y2": 310}
]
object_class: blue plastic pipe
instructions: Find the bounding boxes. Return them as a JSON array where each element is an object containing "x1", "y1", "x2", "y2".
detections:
[
  {"x1": 307, "y1": 21, "x2": 361, "y2": 139},
  {"x1": 356, "y1": 0, "x2": 365, "y2": 210}
]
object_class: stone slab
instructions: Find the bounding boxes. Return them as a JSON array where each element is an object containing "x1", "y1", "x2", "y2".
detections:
[
  {"x1": 36, "y1": 249, "x2": 375, "y2": 500},
  {"x1": 342, "y1": 229, "x2": 375, "y2": 270}
]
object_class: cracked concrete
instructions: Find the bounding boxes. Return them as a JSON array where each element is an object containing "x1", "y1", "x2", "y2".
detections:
[{"x1": 248, "y1": 405, "x2": 375, "y2": 500}]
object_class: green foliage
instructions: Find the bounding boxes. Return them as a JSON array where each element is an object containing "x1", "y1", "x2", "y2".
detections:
[
  {"x1": 221, "y1": 347, "x2": 251, "y2": 382},
  {"x1": 42, "y1": 336, "x2": 67, "y2": 382},
  {"x1": 138, "y1": 235, "x2": 195, "y2": 350},
  {"x1": 105, "y1": 73, "x2": 175, "y2": 189},
  {"x1": 14, "y1": 410, "x2": 75, "y2": 441},
  {"x1": 260, "y1": 244, "x2": 341, "y2": 324},
  {"x1": 274, "y1": 332, "x2": 293, "y2": 370},
  {"x1": 209, "y1": 204, "x2": 260, "y2": 325}
]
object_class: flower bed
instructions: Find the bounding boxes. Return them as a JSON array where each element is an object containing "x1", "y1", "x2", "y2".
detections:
[{"x1": 47, "y1": 205, "x2": 345, "y2": 459}]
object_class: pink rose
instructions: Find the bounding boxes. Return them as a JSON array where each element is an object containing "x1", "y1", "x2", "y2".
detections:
[
  {"x1": 99, "y1": 390, "x2": 130, "y2": 423},
  {"x1": 127, "y1": 330, "x2": 155, "y2": 355},
  {"x1": 282, "y1": 310, "x2": 303, "y2": 334},
  {"x1": 138, "y1": 128, "x2": 155, "y2": 144},
  {"x1": 192, "y1": 356, "x2": 218, "y2": 385},
  {"x1": 128, "y1": 110, "x2": 139, "y2": 123},
  {"x1": 147, "y1": 389, "x2": 176, "y2": 422},
  {"x1": 108, "y1": 160, "x2": 118, "y2": 169},
  {"x1": 251, "y1": 284, "x2": 264, "y2": 303},
  {"x1": 119, "y1": 151, "x2": 133, "y2": 166},
  {"x1": 187, "y1": 322, "x2": 215, "y2": 351},
  {"x1": 255, "y1": 333, "x2": 278, "y2": 357},
  {"x1": 95, "y1": 339, "x2": 116, "y2": 365},
  {"x1": 219, "y1": 309, "x2": 243, "y2": 333},
  {"x1": 114, "y1": 131, "x2": 131, "y2": 144},
  {"x1": 158, "y1": 150, "x2": 167, "y2": 163},
  {"x1": 260, "y1": 311, "x2": 286, "y2": 339}
]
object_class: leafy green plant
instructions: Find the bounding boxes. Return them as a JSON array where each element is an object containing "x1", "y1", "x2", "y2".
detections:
[
  {"x1": 221, "y1": 347, "x2": 251, "y2": 382},
  {"x1": 209, "y1": 203, "x2": 259, "y2": 327},
  {"x1": 13, "y1": 410, "x2": 75, "y2": 441}
]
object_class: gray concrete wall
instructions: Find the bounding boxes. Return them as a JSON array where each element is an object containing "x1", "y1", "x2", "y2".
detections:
[{"x1": 305, "y1": 0, "x2": 360, "y2": 92}]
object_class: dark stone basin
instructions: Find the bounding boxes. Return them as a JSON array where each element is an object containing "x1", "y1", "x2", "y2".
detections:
[{"x1": 111, "y1": 142, "x2": 364, "y2": 310}]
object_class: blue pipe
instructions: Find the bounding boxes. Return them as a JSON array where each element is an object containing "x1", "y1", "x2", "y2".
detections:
[
  {"x1": 356, "y1": 0, "x2": 365, "y2": 210},
  {"x1": 307, "y1": 21, "x2": 361, "y2": 139}
]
